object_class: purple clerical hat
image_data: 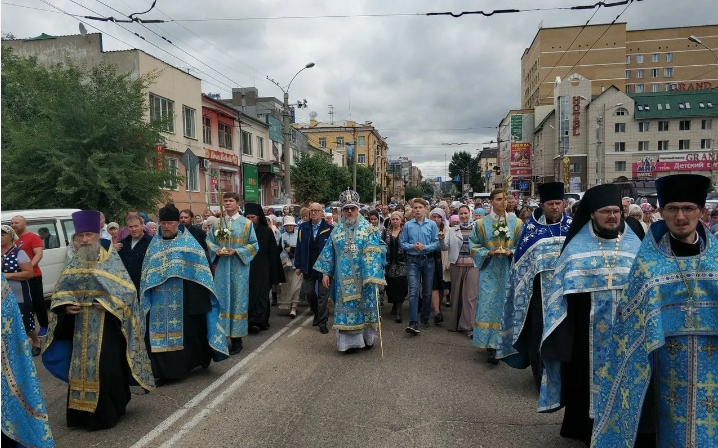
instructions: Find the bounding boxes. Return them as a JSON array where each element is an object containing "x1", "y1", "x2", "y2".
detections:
[{"x1": 72, "y1": 210, "x2": 102, "y2": 234}]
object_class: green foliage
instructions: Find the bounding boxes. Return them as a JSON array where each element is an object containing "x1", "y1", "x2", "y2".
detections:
[
  {"x1": 404, "y1": 185, "x2": 423, "y2": 201},
  {"x1": 448, "y1": 151, "x2": 484, "y2": 197},
  {"x1": 1, "y1": 48, "x2": 178, "y2": 218},
  {"x1": 290, "y1": 152, "x2": 333, "y2": 204},
  {"x1": 420, "y1": 179, "x2": 435, "y2": 196}
]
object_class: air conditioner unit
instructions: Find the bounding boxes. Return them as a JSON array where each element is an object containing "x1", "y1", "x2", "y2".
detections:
[{"x1": 201, "y1": 159, "x2": 211, "y2": 169}]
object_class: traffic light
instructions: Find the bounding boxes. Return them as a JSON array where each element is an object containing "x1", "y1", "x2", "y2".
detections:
[{"x1": 494, "y1": 165, "x2": 501, "y2": 176}]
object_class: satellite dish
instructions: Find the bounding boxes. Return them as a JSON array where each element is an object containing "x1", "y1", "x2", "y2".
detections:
[
  {"x1": 309, "y1": 111, "x2": 318, "y2": 120},
  {"x1": 79, "y1": 23, "x2": 87, "y2": 37}
]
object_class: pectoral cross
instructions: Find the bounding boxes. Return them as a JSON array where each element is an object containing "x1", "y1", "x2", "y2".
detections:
[
  {"x1": 681, "y1": 298, "x2": 699, "y2": 328},
  {"x1": 345, "y1": 243, "x2": 357, "y2": 253},
  {"x1": 606, "y1": 272, "x2": 614, "y2": 289}
]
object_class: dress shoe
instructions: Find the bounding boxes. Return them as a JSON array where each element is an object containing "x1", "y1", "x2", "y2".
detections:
[
  {"x1": 395, "y1": 314, "x2": 402, "y2": 323},
  {"x1": 434, "y1": 312, "x2": 444, "y2": 325},
  {"x1": 249, "y1": 325, "x2": 261, "y2": 334},
  {"x1": 487, "y1": 348, "x2": 499, "y2": 365},
  {"x1": 319, "y1": 325, "x2": 329, "y2": 334},
  {"x1": 229, "y1": 337, "x2": 243, "y2": 355},
  {"x1": 312, "y1": 316, "x2": 319, "y2": 326},
  {"x1": 364, "y1": 344, "x2": 373, "y2": 350},
  {"x1": 344, "y1": 348, "x2": 357, "y2": 354}
]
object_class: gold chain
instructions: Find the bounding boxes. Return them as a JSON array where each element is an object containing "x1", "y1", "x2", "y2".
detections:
[{"x1": 596, "y1": 232, "x2": 622, "y2": 269}]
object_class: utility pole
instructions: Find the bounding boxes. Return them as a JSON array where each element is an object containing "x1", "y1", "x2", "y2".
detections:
[
  {"x1": 282, "y1": 91, "x2": 291, "y2": 201},
  {"x1": 352, "y1": 127, "x2": 357, "y2": 191}
]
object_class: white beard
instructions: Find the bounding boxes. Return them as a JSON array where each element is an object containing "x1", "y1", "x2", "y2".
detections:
[
  {"x1": 76, "y1": 242, "x2": 100, "y2": 263},
  {"x1": 343, "y1": 216, "x2": 357, "y2": 226}
]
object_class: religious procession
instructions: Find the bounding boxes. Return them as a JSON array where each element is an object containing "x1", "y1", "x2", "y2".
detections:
[{"x1": 2, "y1": 173, "x2": 718, "y2": 448}]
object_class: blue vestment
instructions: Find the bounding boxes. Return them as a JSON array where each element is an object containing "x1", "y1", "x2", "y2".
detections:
[
  {"x1": 539, "y1": 223, "x2": 640, "y2": 414},
  {"x1": 497, "y1": 212, "x2": 572, "y2": 366},
  {"x1": 206, "y1": 217, "x2": 258, "y2": 338},
  {"x1": 592, "y1": 222, "x2": 718, "y2": 448},
  {"x1": 1, "y1": 274, "x2": 54, "y2": 448},
  {"x1": 313, "y1": 217, "x2": 386, "y2": 338},
  {"x1": 140, "y1": 229, "x2": 228, "y2": 360},
  {"x1": 43, "y1": 247, "x2": 155, "y2": 412},
  {"x1": 469, "y1": 213, "x2": 523, "y2": 349}
]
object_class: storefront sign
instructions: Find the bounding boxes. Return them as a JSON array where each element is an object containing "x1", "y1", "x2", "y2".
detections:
[
  {"x1": 572, "y1": 96, "x2": 581, "y2": 136},
  {"x1": 205, "y1": 149, "x2": 238, "y2": 166},
  {"x1": 510, "y1": 115, "x2": 523, "y2": 141},
  {"x1": 154, "y1": 144, "x2": 166, "y2": 169},
  {"x1": 270, "y1": 164, "x2": 281, "y2": 174},
  {"x1": 667, "y1": 81, "x2": 712, "y2": 91},
  {"x1": 243, "y1": 164, "x2": 259, "y2": 202},
  {"x1": 267, "y1": 115, "x2": 284, "y2": 144},
  {"x1": 510, "y1": 142, "x2": 532, "y2": 176},
  {"x1": 632, "y1": 154, "x2": 718, "y2": 177}
]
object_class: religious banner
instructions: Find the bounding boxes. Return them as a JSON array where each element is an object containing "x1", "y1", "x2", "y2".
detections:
[{"x1": 510, "y1": 142, "x2": 532, "y2": 176}]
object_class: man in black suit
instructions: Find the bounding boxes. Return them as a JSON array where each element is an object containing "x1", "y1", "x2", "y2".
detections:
[
  {"x1": 180, "y1": 209, "x2": 208, "y2": 252},
  {"x1": 118, "y1": 215, "x2": 153, "y2": 296}
]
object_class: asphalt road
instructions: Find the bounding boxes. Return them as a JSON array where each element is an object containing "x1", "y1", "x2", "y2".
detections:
[{"x1": 36, "y1": 303, "x2": 583, "y2": 448}]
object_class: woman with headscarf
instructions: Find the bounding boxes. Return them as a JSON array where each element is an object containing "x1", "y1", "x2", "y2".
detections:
[
  {"x1": 443, "y1": 205, "x2": 479, "y2": 335},
  {"x1": 628, "y1": 203, "x2": 648, "y2": 234},
  {"x1": 429, "y1": 208, "x2": 449, "y2": 325},
  {"x1": 1, "y1": 225, "x2": 41, "y2": 355},
  {"x1": 382, "y1": 211, "x2": 408, "y2": 323}
]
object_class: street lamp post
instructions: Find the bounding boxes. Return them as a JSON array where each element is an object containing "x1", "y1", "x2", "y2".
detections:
[
  {"x1": 268, "y1": 62, "x2": 315, "y2": 203},
  {"x1": 689, "y1": 35, "x2": 718, "y2": 189}
]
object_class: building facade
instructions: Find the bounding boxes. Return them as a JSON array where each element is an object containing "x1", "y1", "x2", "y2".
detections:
[
  {"x1": 521, "y1": 23, "x2": 718, "y2": 108},
  {"x1": 201, "y1": 96, "x2": 240, "y2": 211},
  {"x1": 477, "y1": 147, "x2": 498, "y2": 192}
]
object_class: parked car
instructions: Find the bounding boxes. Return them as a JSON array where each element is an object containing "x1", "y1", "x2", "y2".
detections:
[{"x1": 1, "y1": 209, "x2": 80, "y2": 298}]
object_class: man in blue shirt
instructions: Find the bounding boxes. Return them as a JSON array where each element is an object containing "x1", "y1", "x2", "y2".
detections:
[{"x1": 400, "y1": 197, "x2": 439, "y2": 334}]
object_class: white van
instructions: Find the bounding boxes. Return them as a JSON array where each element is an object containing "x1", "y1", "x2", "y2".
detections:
[{"x1": 1, "y1": 209, "x2": 80, "y2": 298}]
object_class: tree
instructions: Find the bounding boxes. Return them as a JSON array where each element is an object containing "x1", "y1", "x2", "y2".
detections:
[
  {"x1": 325, "y1": 164, "x2": 352, "y2": 204},
  {"x1": 404, "y1": 185, "x2": 423, "y2": 201},
  {"x1": 355, "y1": 165, "x2": 381, "y2": 203},
  {"x1": 448, "y1": 151, "x2": 484, "y2": 197},
  {"x1": 420, "y1": 179, "x2": 435, "y2": 196},
  {"x1": 1, "y1": 49, "x2": 178, "y2": 217},
  {"x1": 290, "y1": 152, "x2": 332, "y2": 204}
]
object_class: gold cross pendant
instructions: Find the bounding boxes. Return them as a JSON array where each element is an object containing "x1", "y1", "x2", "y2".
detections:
[{"x1": 606, "y1": 272, "x2": 614, "y2": 289}]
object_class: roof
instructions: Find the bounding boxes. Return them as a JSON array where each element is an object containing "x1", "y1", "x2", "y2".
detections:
[
  {"x1": 534, "y1": 109, "x2": 556, "y2": 131},
  {"x1": 24, "y1": 33, "x2": 56, "y2": 41},
  {"x1": 478, "y1": 148, "x2": 498, "y2": 159},
  {"x1": 630, "y1": 90, "x2": 718, "y2": 119}
]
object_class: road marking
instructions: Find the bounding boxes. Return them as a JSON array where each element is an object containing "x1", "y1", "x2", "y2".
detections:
[
  {"x1": 130, "y1": 310, "x2": 309, "y2": 448},
  {"x1": 288, "y1": 327, "x2": 303, "y2": 338},
  {"x1": 301, "y1": 316, "x2": 314, "y2": 327}
]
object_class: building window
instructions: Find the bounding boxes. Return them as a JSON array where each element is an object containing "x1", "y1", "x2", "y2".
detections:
[
  {"x1": 665, "y1": 52, "x2": 673, "y2": 62},
  {"x1": 679, "y1": 139, "x2": 690, "y2": 150},
  {"x1": 256, "y1": 136, "x2": 264, "y2": 159},
  {"x1": 651, "y1": 68, "x2": 659, "y2": 78},
  {"x1": 357, "y1": 136, "x2": 366, "y2": 146},
  {"x1": 658, "y1": 121, "x2": 669, "y2": 131},
  {"x1": 218, "y1": 123, "x2": 233, "y2": 149},
  {"x1": 318, "y1": 137, "x2": 326, "y2": 148},
  {"x1": 202, "y1": 116, "x2": 212, "y2": 144},
  {"x1": 636, "y1": 69, "x2": 644, "y2": 79},
  {"x1": 570, "y1": 162, "x2": 581, "y2": 173},
  {"x1": 625, "y1": 85, "x2": 632, "y2": 94},
  {"x1": 701, "y1": 139, "x2": 712, "y2": 149},
  {"x1": 615, "y1": 123, "x2": 626, "y2": 133},
  {"x1": 651, "y1": 83, "x2": 659, "y2": 92},
  {"x1": 182, "y1": 106, "x2": 196, "y2": 138},
  {"x1": 664, "y1": 83, "x2": 673, "y2": 91},
  {"x1": 336, "y1": 136, "x2": 344, "y2": 147},
  {"x1": 615, "y1": 142, "x2": 626, "y2": 152},
  {"x1": 638, "y1": 122, "x2": 650, "y2": 132},
  {"x1": 658, "y1": 140, "x2": 669, "y2": 151},
  {"x1": 186, "y1": 161, "x2": 199, "y2": 192},
  {"x1": 664, "y1": 67, "x2": 674, "y2": 77},
  {"x1": 625, "y1": 55, "x2": 631, "y2": 64},
  {"x1": 702, "y1": 119, "x2": 713, "y2": 130},
  {"x1": 625, "y1": 70, "x2": 631, "y2": 79},
  {"x1": 635, "y1": 84, "x2": 645, "y2": 93},
  {"x1": 149, "y1": 93, "x2": 175, "y2": 133},
  {"x1": 636, "y1": 54, "x2": 644, "y2": 64},
  {"x1": 679, "y1": 120, "x2": 691, "y2": 131},
  {"x1": 652, "y1": 53, "x2": 659, "y2": 63},
  {"x1": 615, "y1": 161, "x2": 627, "y2": 171},
  {"x1": 615, "y1": 107, "x2": 628, "y2": 116},
  {"x1": 638, "y1": 141, "x2": 650, "y2": 151},
  {"x1": 357, "y1": 154, "x2": 366, "y2": 164},
  {"x1": 164, "y1": 157, "x2": 179, "y2": 190},
  {"x1": 241, "y1": 130, "x2": 252, "y2": 155}
]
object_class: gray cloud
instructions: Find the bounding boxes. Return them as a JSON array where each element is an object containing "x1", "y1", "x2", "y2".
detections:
[{"x1": 3, "y1": 0, "x2": 716, "y2": 179}]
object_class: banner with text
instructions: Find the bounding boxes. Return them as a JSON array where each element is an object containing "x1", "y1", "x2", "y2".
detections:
[
  {"x1": 510, "y1": 115, "x2": 523, "y2": 141},
  {"x1": 243, "y1": 164, "x2": 259, "y2": 202},
  {"x1": 510, "y1": 142, "x2": 532, "y2": 176},
  {"x1": 632, "y1": 153, "x2": 718, "y2": 178}
]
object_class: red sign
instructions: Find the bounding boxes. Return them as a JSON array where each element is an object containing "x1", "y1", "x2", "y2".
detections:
[
  {"x1": 572, "y1": 96, "x2": 581, "y2": 136},
  {"x1": 632, "y1": 154, "x2": 718, "y2": 177},
  {"x1": 668, "y1": 81, "x2": 712, "y2": 91},
  {"x1": 510, "y1": 142, "x2": 532, "y2": 176},
  {"x1": 154, "y1": 144, "x2": 165, "y2": 169},
  {"x1": 205, "y1": 149, "x2": 239, "y2": 166}
]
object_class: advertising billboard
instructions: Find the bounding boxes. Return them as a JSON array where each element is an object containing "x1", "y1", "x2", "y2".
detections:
[
  {"x1": 509, "y1": 142, "x2": 532, "y2": 176},
  {"x1": 632, "y1": 153, "x2": 718, "y2": 178}
]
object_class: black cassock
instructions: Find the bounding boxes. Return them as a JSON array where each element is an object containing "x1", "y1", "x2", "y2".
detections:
[
  {"x1": 53, "y1": 309, "x2": 132, "y2": 430},
  {"x1": 248, "y1": 225, "x2": 285, "y2": 330},
  {"x1": 144, "y1": 279, "x2": 214, "y2": 381}
]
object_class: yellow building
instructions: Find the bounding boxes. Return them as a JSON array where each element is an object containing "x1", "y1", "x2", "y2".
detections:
[{"x1": 294, "y1": 120, "x2": 390, "y2": 203}]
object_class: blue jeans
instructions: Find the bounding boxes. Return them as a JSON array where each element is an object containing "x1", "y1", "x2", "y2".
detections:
[{"x1": 407, "y1": 256, "x2": 434, "y2": 324}]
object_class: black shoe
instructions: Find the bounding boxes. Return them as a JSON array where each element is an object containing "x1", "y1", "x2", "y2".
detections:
[
  {"x1": 434, "y1": 312, "x2": 444, "y2": 325},
  {"x1": 154, "y1": 377, "x2": 168, "y2": 387},
  {"x1": 364, "y1": 344, "x2": 373, "y2": 350},
  {"x1": 312, "y1": 316, "x2": 319, "y2": 326},
  {"x1": 344, "y1": 348, "x2": 357, "y2": 354},
  {"x1": 487, "y1": 349, "x2": 499, "y2": 365},
  {"x1": 395, "y1": 314, "x2": 402, "y2": 323},
  {"x1": 319, "y1": 325, "x2": 329, "y2": 334},
  {"x1": 249, "y1": 325, "x2": 261, "y2": 334},
  {"x1": 229, "y1": 338, "x2": 243, "y2": 355},
  {"x1": 420, "y1": 320, "x2": 430, "y2": 329},
  {"x1": 405, "y1": 324, "x2": 420, "y2": 335}
]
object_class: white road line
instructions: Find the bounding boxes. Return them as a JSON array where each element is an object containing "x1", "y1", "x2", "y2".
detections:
[
  {"x1": 287, "y1": 327, "x2": 302, "y2": 338},
  {"x1": 301, "y1": 316, "x2": 314, "y2": 327},
  {"x1": 130, "y1": 310, "x2": 309, "y2": 448}
]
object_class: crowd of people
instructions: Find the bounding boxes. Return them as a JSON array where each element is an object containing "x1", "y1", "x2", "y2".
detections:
[{"x1": 2, "y1": 173, "x2": 717, "y2": 448}]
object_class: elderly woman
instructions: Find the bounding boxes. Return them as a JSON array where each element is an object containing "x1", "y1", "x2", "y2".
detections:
[
  {"x1": 382, "y1": 211, "x2": 408, "y2": 323},
  {"x1": 629, "y1": 203, "x2": 648, "y2": 233},
  {"x1": 443, "y1": 205, "x2": 479, "y2": 334},
  {"x1": 430, "y1": 208, "x2": 449, "y2": 325},
  {"x1": 640, "y1": 203, "x2": 654, "y2": 226},
  {"x1": 1, "y1": 225, "x2": 41, "y2": 355}
]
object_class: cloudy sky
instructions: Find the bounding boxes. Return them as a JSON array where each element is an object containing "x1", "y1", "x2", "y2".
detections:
[{"x1": 3, "y1": 0, "x2": 716, "y2": 179}]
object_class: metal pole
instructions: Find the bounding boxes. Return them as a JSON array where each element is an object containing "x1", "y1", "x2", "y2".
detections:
[
  {"x1": 599, "y1": 103, "x2": 606, "y2": 185},
  {"x1": 352, "y1": 129, "x2": 357, "y2": 191},
  {"x1": 282, "y1": 91, "x2": 291, "y2": 202},
  {"x1": 372, "y1": 148, "x2": 378, "y2": 204}
]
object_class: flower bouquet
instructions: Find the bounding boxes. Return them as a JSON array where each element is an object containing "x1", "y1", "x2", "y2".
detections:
[{"x1": 492, "y1": 218, "x2": 511, "y2": 256}]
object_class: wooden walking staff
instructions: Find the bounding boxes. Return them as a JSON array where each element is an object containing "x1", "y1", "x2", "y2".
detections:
[
  {"x1": 213, "y1": 165, "x2": 230, "y2": 254},
  {"x1": 375, "y1": 284, "x2": 384, "y2": 359}
]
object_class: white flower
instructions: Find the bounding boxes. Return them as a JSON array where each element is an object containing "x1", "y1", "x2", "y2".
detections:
[
  {"x1": 503, "y1": 226, "x2": 509, "y2": 233},
  {"x1": 494, "y1": 230, "x2": 499, "y2": 236}
]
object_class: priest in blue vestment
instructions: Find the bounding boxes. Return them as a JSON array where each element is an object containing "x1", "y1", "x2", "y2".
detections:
[
  {"x1": 469, "y1": 188, "x2": 524, "y2": 364},
  {"x1": 497, "y1": 182, "x2": 572, "y2": 390},
  {"x1": 206, "y1": 192, "x2": 259, "y2": 355},
  {"x1": 593, "y1": 174, "x2": 718, "y2": 448},
  {"x1": 43, "y1": 210, "x2": 155, "y2": 430},
  {"x1": 1, "y1": 274, "x2": 54, "y2": 448},
  {"x1": 140, "y1": 205, "x2": 229, "y2": 385},
  {"x1": 314, "y1": 189, "x2": 387, "y2": 353},
  {"x1": 539, "y1": 184, "x2": 641, "y2": 446}
]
